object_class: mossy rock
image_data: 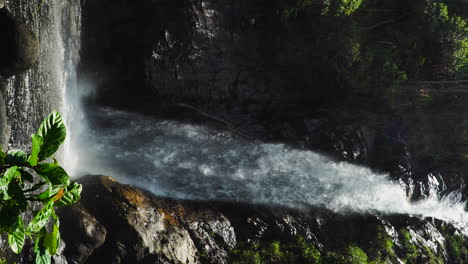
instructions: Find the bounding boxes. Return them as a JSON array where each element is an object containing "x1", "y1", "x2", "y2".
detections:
[{"x1": 0, "y1": 9, "x2": 39, "y2": 77}]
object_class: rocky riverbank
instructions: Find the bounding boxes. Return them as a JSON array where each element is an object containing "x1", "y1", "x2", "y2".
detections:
[{"x1": 52, "y1": 175, "x2": 468, "y2": 264}]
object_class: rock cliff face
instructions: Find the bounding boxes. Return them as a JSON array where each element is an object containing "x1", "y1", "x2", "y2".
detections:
[
  {"x1": 0, "y1": 4, "x2": 41, "y2": 148},
  {"x1": 0, "y1": 8, "x2": 39, "y2": 78},
  {"x1": 58, "y1": 176, "x2": 468, "y2": 264},
  {"x1": 80, "y1": 0, "x2": 342, "y2": 114}
]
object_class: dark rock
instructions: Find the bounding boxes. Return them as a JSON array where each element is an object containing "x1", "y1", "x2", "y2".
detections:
[
  {"x1": 59, "y1": 176, "x2": 199, "y2": 264},
  {"x1": 0, "y1": 9, "x2": 39, "y2": 77},
  {"x1": 0, "y1": 78, "x2": 9, "y2": 147},
  {"x1": 58, "y1": 175, "x2": 468, "y2": 264},
  {"x1": 80, "y1": 0, "x2": 345, "y2": 114},
  {"x1": 58, "y1": 203, "x2": 106, "y2": 264}
]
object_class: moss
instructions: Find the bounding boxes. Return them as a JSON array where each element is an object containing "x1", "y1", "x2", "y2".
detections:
[
  {"x1": 422, "y1": 245, "x2": 444, "y2": 264},
  {"x1": 230, "y1": 237, "x2": 322, "y2": 264},
  {"x1": 375, "y1": 226, "x2": 395, "y2": 258},
  {"x1": 446, "y1": 235, "x2": 468, "y2": 263},
  {"x1": 231, "y1": 245, "x2": 263, "y2": 264},
  {"x1": 398, "y1": 229, "x2": 420, "y2": 263},
  {"x1": 295, "y1": 237, "x2": 321, "y2": 263},
  {"x1": 346, "y1": 245, "x2": 369, "y2": 264}
]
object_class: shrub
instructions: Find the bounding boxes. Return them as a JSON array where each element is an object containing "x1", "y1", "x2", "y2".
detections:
[{"x1": 0, "y1": 110, "x2": 81, "y2": 264}]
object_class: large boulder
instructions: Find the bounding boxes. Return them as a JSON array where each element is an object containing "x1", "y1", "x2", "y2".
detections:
[
  {"x1": 58, "y1": 176, "x2": 201, "y2": 264},
  {"x1": 0, "y1": 9, "x2": 39, "y2": 77},
  {"x1": 57, "y1": 175, "x2": 468, "y2": 264}
]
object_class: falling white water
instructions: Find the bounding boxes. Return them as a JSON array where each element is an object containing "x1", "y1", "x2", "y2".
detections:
[
  {"x1": 71, "y1": 108, "x2": 468, "y2": 226},
  {"x1": 52, "y1": 0, "x2": 84, "y2": 174}
]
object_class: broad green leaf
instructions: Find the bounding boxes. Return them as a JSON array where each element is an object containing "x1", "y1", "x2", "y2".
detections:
[
  {"x1": 28, "y1": 134, "x2": 44, "y2": 166},
  {"x1": 0, "y1": 166, "x2": 19, "y2": 200},
  {"x1": 8, "y1": 217, "x2": 25, "y2": 254},
  {"x1": 28, "y1": 202, "x2": 53, "y2": 233},
  {"x1": 35, "y1": 250, "x2": 51, "y2": 264},
  {"x1": 34, "y1": 229, "x2": 51, "y2": 264},
  {"x1": 55, "y1": 182, "x2": 82, "y2": 207},
  {"x1": 35, "y1": 186, "x2": 61, "y2": 203},
  {"x1": 43, "y1": 222, "x2": 60, "y2": 255},
  {"x1": 5, "y1": 149, "x2": 28, "y2": 166},
  {"x1": 19, "y1": 169, "x2": 34, "y2": 182},
  {"x1": 36, "y1": 187, "x2": 52, "y2": 201},
  {"x1": 37, "y1": 110, "x2": 66, "y2": 161},
  {"x1": 35, "y1": 163, "x2": 70, "y2": 186}
]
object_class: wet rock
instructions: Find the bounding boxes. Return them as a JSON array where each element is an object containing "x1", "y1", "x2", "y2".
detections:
[
  {"x1": 0, "y1": 9, "x2": 39, "y2": 77},
  {"x1": 59, "y1": 176, "x2": 199, "y2": 264},
  {"x1": 58, "y1": 203, "x2": 106, "y2": 264},
  {"x1": 0, "y1": 78, "x2": 9, "y2": 147},
  {"x1": 58, "y1": 176, "x2": 468, "y2": 264}
]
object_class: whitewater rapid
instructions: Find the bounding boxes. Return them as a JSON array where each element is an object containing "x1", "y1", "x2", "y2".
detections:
[{"x1": 67, "y1": 108, "x2": 468, "y2": 224}]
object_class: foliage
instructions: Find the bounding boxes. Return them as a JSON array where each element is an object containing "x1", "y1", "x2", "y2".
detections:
[
  {"x1": 230, "y1": 237, "x2": 322, "y2": 264},
  {"x1": 282, "y1": 0, "x2": 468, "y2": 103},
  {"x1": 0, "y1": 111, "x2": 81, "y2": 264},
  {"x1": 398, "y1": 229, "x2": 420, "y2": 263},
  {"x1": 284, "y1": 0, "x2": 364, "y2": 19}
]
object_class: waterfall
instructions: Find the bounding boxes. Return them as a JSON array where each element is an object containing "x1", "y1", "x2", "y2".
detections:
[
  {"x1": 6, "y1": 1, "x2": 468, "y2": 233},
  {"x1": 5, "y1": 0, "x2": 82, "y2": 165},
  {"x1": 53, "y1": 0, "x2": 83, "y2": 175}
]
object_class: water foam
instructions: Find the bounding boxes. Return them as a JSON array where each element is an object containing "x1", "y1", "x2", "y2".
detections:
[{"x1": 72, "y1": 108, "x2": 468, "y2": 224}]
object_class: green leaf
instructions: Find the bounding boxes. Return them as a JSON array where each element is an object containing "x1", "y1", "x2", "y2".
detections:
[
  {"x1": 5, "y1": 149, "x2": 28, "y2": 166},
  {"x1": 55, "y1": 182, "x2": 82, "y2": 207},
  {"x1": 35, "y1": 249, "x2": 51, "y2": 264},
  {"x1": 35, "y1": 164, "x2": 70, "y2": 186},
  {"x1": 28, "y1": 134, "x2": 44, "y2": 166},
  {"x1": 8, "y1": 217, "x2": 25, "y2": 254},
  {"x1": 28, "y1": 202, "x2": 53, "y2": 233},
  {"x1": 34, "y1": 229, "x2": 51, "y2": 264},
  {"x1": 19, "y1": 169, "x2": 35, "y2": 183},
  {"x1": 43, "y1": 222, "x2": 60, "y2": 255},
  {"x1": 0, "y1": 166, "x2": 19, "y2": 200},
  {"x1": 35, "y1": 187, "x2": 52, "y2": 201},
  {"x1": 37, "y1": 110, "x2": 66, "y2": 161}
]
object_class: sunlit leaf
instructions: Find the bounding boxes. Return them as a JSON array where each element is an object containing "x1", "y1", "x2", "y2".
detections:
[
  {"x1": 28, "y1": 202, "x2": 53, "y2": 233},
  {"x1": 28, "y1": 134, "x2": 44, "y2": 166},
  {"x1": 0, "y1": 166, "x2": 19, "y2": 200},
  {"x1": 43, "y1": 222, "x2": 60, "y2": 255},
  {"x1": 8, "y1": 217, "x2": 25, "y2": 254},
  {"x1": 55, "y1": 183, "x2": 81, "y2": 207},
  {"x1": 37, "y1": 110, "x2": 66, "y2": 161},
  {"x1": 34, "y1": 228, "x2": 51, "y2": 264}
]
